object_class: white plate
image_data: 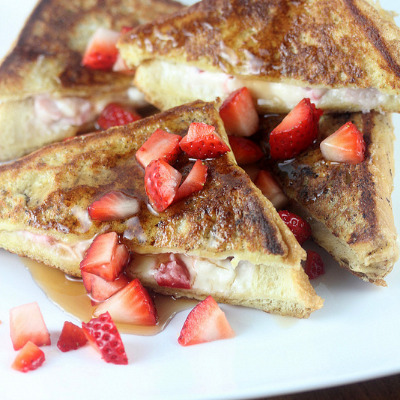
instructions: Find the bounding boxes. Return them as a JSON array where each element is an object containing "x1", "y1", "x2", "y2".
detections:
[{"x1": 0, "y1": 1, "x2": 399, "y2": 399}]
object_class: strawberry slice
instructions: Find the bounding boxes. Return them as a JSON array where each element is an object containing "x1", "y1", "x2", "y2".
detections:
[
  {"x1": 97, "y1": 103, "x2": 141, "y2": 130},
  {"x1": 304, "y1": 250, "x2": 325, "y2": 279},
  {"x1": 9, "y1": 302, "x2": 51, "y2": 350},
  {"x1": 57, "y1": 321, "x2": 88, "y2": 352},
  {"x1": 228, "y1": 136, "x2": 264, "y2": 165},
  {"x1": 80, "y1": 232, "x2": 130, "y2": 281},
  {"x1": 254, "y1": 170, "x2": 288, "y2": 209},
  {"x1": 278, "y1": 210, "x2": 312, "y2": 245},
  {"x1": 82, "y1": 27, "x2": 120, "y2": 70},
  {"x1": 12, "y1": 341, "x2": 45, "y2": 373},
  {"x1": 174, "y1": 160, "x2": 208, "y2": 203},
  {"x1": 219, "y1": 87, "x2": 259, "y2": 137},
  {"x1": 269, "y1": 98, "x2": 323, "y2": 159},
  {"x1": 136, "y1": 129, "x2": 182, "y2": 168},
  {"x1": 145, "y1": 159, "x2": 182, "y2": 212},
  {"x1": 178, "y1": 296, "x2": 235, "y2": 346},
  {"x1": 82, "y1": 312, "x2": 128, "y2": 365},
  {"x1": 154, "y1": 255, "x2": 191, "y2": 289},
  {"x1": 88, "y1": 191, "x2": 140, "y2": 221},
  {"x1": 320, "y1": 121, "x2": 366, "y2": 164},
  {"x1": 94, "y1": 279, "x2": 157, "y2": 325},
  {"x1": 179, "y1": 122, "x2": 230, "y2": 159}
]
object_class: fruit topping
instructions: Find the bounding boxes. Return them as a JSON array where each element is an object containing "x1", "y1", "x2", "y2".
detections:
[
  {"x1": 278, "y1": 210, "x2": 312, "y2": 245},
  {"x1": 97, "y1": 103, "x2": 141, "y2": 130},
  {"x1": 154, "y1": 255, "x2": 191, "y2": 289},
  {"x1": 219, "y1": 87, "x2": 259, "y2": 137},
  {"x1": 254, "y1": 170, "x2": 288, "y2": 209},
  {"x1": 57, "y1": 321, "x2": 88, "y2": 352},
  {"x1": 269, "y1": 98, "x2": 323, "y2": 159},
  {"x1": 179, "y1": 122, "x2": 230, "y2": 159},
  {"x1": 304, "y1": 250, "x2": 325, "y2": 280},
  {"x1": 320, "y1": 121, "x2": 366, "y2": 164},
  {"x1": 82, "y1": 312, "x2": 128, "y2": 365},
  {"x1": 12, "y1": 341, "x2": 45, "y2": 373},
  {"x1": 228, "y1": 136, "x2": 264, "y2": 165}
]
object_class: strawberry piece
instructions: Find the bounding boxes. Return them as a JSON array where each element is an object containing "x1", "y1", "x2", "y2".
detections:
[
  {"x1": 82, "y1": 312, "x2": 128, "y2": 365},
  {"x1": 12, "y1": 341, "x2": 45, "y2": 373},
  {"x1": 219, "y1": 87, "x2": 259, "y2": 137},
  {"x1": 278, "y1": 210, "x2": 312, "y2": 245},
  {"x1": 94, "y1": 279, "x2": 157, "y2": 325},
  {"x1": 154, "y1": 255, "x2": 191, "y2": 289},
  {"x1": 304, "y1": 250, "x2": 325, "y2": 279},
  {"x1": 228, "y1": 136, "x2": 264, "y2": 165},
  {"x1": 136, "y1": 129, "x2": 182, "y2": 168},
  {"x1": 57, "y1": 321, "x2": 88, "y2": 352},
  {"x1": 80, "y1": 232, "x2": 130, "y2": 281},
  {"x1": 9, "y1": 302, "x2": 51, "y2": 350},
  {"x1": 145, "y1": 159, "x2": 182, "y2": 212},
  {"x1": 178, "y1": 296, "x2": 235, "y2": 346},
  {"x1": 254, "y1": 170, "x2": 288, "y2": 209},
  {"x1": 174, "y1": 160, "x2": 208, "y2": 202},
  {"x1": 97, "y1": 103, "x2": 141, "y2": 130},
  {"x1": 269, "y1": 98, "x2": 323, "y2": 159},
  {"x1": 88, "y1": 191, "x2": 140, "y2": 221},
  {"x1": 320, "y1": 121, "x2": 366, "y2": 164},
  {"x1": 179, "y1": 122, "x2": 230, "y2": 159},
  {"x1": 82, "y1": 27, "x2": 120, "y2": 70},
  {"x1": 82, "y1": 271, "x2": 129, "y2": 302}
]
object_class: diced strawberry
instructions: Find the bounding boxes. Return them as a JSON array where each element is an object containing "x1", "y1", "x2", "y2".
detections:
[
  {"x1": 178, "y1": 296, "x2": 235, "y2": 346},
  {"x1": 80, "y1": 232, "x2": 130, "y2": 281},
  {"x1": 219, "y1": 87, "x2": 259, "y2": 137},
  {"x1": 94, "y1": 279, "x2": 157, "y2": 325},
  {"x1": 9, "y1": 302, "x2": 51, "y2": 351},
  {"x1": 82, "y1": 312, "x2": 128, "y2": 365},
  {"x1": 228, "y1": 136, "x2": 264, "y2": 165},
  {"x1": 320, "y1": 121, "x2": 366, "y2": 164},
  {"x1": 304, "y1": 250, "x2": 325, "y2": 279},
  {"x1": 278, "y1": 210, "x2": 312, "y2": 245},
  {"x1": 82, "y1": 27, "x2": 120, "y2": 70},
  {"x1": 88, "y1": 191, "x2": 140, "y2": 221},
  {"x1": 154, "y1": 255, "x2": 191, "y2": 289},
  {"x1": 136, "y1": 129, "x2": 182, "y2": 168},
  {"x1": 112, "y1": 53, "x2": 134, "y2": 74},
  {"x1": 57, "y1": 321, "x2": 88, "y2": 352},
  {"x1": 254, "y1": 170, "x2": 288, "y2": 209},
  {"x1": 179, "y1": 122, "x2": 230, "y2": 159},
  {"x1": 269, "y1": 98, "x2": 323, "y2": 159},
  {"x1": 97, "y1": 103, "x2": 141, "y2": 130},
  {"x1": 145, "y1": 159, "x2": 182, "y2": 212},
  {"x1": 174, "y1": 160, "x2": 208, "y2": 203},
  {"x1": 12, "y1": 341, "x2": 45, "y2": 373}
]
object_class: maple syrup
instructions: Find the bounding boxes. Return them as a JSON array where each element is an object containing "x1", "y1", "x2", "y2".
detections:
[{"x1": 22, "y1": 258, "x2": 197, "y2": 336}]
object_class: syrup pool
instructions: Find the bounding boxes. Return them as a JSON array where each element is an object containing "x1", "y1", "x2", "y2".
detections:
[{"x1": 22, "y1": 258, "x2": 197, "y2": 335}]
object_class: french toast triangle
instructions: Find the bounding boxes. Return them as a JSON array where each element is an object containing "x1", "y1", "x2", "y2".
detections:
[
  {"x1": 269, "y1": 111, "x2": 399, "y2": 286},
  {"x1": 118, "y1": 0, "x2": 400, "y2": 114},
  {"x1": 0, "y1": 0, "x2": 183, "y2": 161},
  {"x1": 0, "y1": 100, "x2": 323, "y2": 318}
]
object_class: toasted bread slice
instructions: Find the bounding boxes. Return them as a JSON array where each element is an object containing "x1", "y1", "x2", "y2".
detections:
[
  {"x1": 0, "y1": 100, "x2": 322, "y2": 317},
  {"x1": 0, "y1": 0, "x2": 183, "y2": 161},
  {"x1": 118, "y1": 0, "x2": 400, "y2": 113},
  {"x1": 268, "y1": 111, "x2": 399, "y2": 286}
]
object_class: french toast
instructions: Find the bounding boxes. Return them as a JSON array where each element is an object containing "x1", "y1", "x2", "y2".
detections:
[
  {"x1": 0, "y1": 100, "x2": 323, "y2": 318},
  {"x1": 118, "y1": 0, "x2": 400, "y2": 113},
  {"x1": 0, "y1": 0, "x2": 183, "y2": 161}
]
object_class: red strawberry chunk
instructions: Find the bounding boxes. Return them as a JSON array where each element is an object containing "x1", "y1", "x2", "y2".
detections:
[
  {"x1": 9, "y1": 302, "x2": 51, "y2": 350},
  {"x1": 174, "y1": 160, "x2": 208, "y2": 203},
  {"x1": 88, "y1": 191, "x2": 140, "y2": 221},
  {"x1": 136, "y1": 129, "x2": 182, "y2": 168},
  {"x1": 12, "y1": 341, "x2": 45, "y2": 373},
  {"x1": 320, "y1": 121, "x2": 366, "y2": 164},
  {"x1": 269, "y1": 98, "x2": 323, "y2": 159},
  {"x1": 179, "y1": 122, "x2": 230, "y2": 159},
  {"x1": 82, "y1": 27, "x2": 120, "y2": 70},
  {"x1": 278, "y1": 210, "x2": 312, "y2": 245},
  {"x1": 57, "y1": 321, "x2": 88, "y2": 352},
  {"x1": 94, "y1": 279, "x2": 157, "y2": 325},
  {"x1": 97, "y1": 103, "x2": 141, "y2": 130},
  {"x1": 154, "y1": 255, "x2": 191, "y2": 289},
  {"x1": 178, "y1": 296, "x2": 235, "y2": 346},
  {"x1": 145, "y1": 159, "x2": 182, "y2": 212},
  {"x1": 228, "y1": 136, "x2": 264, "y2": 165},
  {"x1": 82, "y1": 312, "x2": 128, "y2": 365},
  {"x1": 219, "y1": 87, "x2": 259, "y2": 137},
  {"x1": 254, "y1": 170, "x2": 288, "y2": 209},
  {"x1": 304, "y1": 250, "x2": 325, "y2": 280}
]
